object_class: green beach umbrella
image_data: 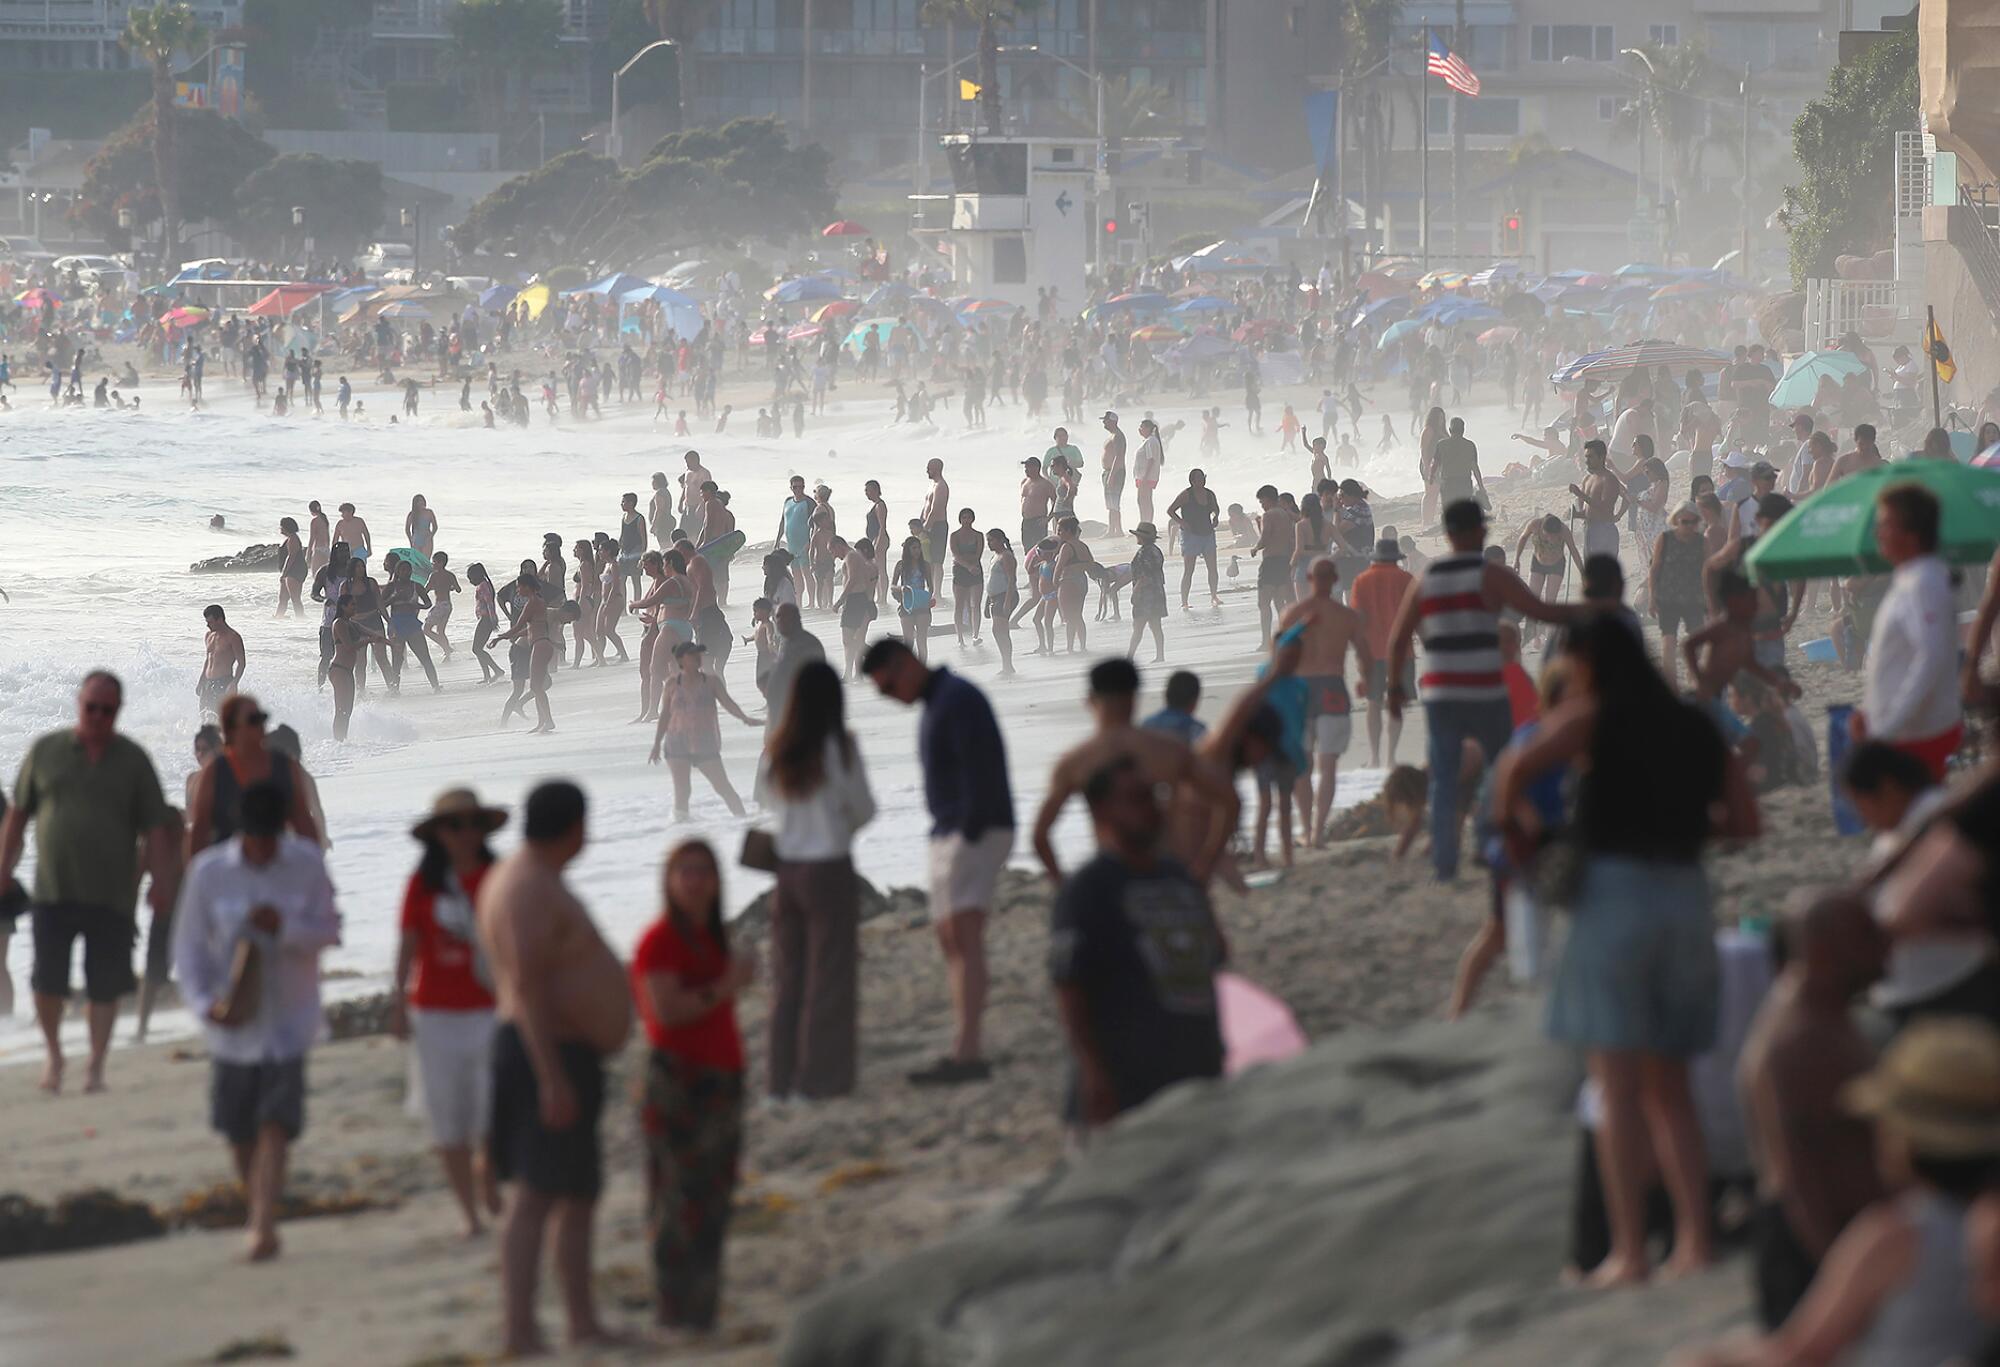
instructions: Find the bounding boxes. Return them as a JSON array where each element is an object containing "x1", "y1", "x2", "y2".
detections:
[{"x1": 1745, "y1": 459, "x2": 2000, "y2": 581}]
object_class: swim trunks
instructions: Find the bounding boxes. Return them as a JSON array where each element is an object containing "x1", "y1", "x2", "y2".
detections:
[
  {"x1": 1181, "y1": 527, "x2": 1216, "y2": 559},
  {"x1": 198, "y1": 676, "x2": 233, "y2": 711},
  {"x1": 1303, "y1": 675, "x2": 1352, "y2": 757},
  {"x1": 489, "y1": 1022, "x2": 606, "y2": 1199},
  {"x1": 1258, "y1": 555, "x2": 1291, "y2": 588},
  {"x1": 840, "y1": 593, "x2": 877, "y2": 631},
  {"x1": 1022, "y1": 515, "x2": 1049, "y2": 551}
]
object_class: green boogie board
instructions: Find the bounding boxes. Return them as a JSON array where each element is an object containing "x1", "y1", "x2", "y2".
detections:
[{"x1": 699, "y1": 529, "x2": 747, "y2": 565}]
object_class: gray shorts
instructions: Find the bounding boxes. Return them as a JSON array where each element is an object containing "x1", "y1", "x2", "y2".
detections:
[{"x1": 211, "y1": 1056, "x2": 307, "y2": 1146}]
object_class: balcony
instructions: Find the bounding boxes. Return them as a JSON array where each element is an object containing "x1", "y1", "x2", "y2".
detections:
[
  {"x1": 0, "y1": 0, "x2": 116, "y2": 38},
  {"x1": 372, "y1": 0, "x2": 453, "y2": 40}
]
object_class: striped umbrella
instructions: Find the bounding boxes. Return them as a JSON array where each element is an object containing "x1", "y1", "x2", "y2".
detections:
[{"x1": 1550, "y1": 342, "x2": 1730, "y2": 385}]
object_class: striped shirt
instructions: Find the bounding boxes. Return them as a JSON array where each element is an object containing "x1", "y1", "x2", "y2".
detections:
[{"x1": 1416, "y1": 553, "x2": 1505, "y2": 703}]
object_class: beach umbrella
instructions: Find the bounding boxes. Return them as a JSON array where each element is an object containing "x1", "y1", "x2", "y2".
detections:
[
  {"x1": 1130, "y1": 323, "x2": 1183, "y2": 343},
  {"x1": 161, "y1": 305, "x2": 209, "y2": 328},
  {"x1": 18, "y1": 287, "x2": 62, "y2": 309},
  {"x1": 861, "y1": 282, "x2": 915, "y2": 311},
  {"x1": 572, "y1": 272, "x2": 650, "y2": 299},
  {"x1": 1376, "y1": 318, "x2": 1423, "y2": 349},
  {"x1": 1163, "y1": 333, "x2": 1242, "y2": 365},
  {"x1": 1550, "y1": 341, "x2": 1730, "y2": 385},
  {"x1": 1648, "y1": 278, "x2": 1724, "y2": 301},
  {"x1": 1477, "y1": 325, "x2": 1521, "y2": 346},
  {"x1": 247, "y1": 285, "x2": 330, "y2": 318},
  {"x1": 1169, "y1": 296, "x2": 1231, "y2": 315},
  {"x1": 786, "y1": 321, "x2": 824, "y2": 342},
  {"x1": 1614, "y1": 262, "x2": 1670, "y2": 277},
  {"x1": 1432, "y1": 300, "x2": 1503, "y2": 326},
  {"x1": 821, "y1": 219, "x2": 870, "y2": 236},
  {"x1": 1217, "y1": 973, "x2": 1308, "y2": 1075},
  {"x1": 1767, "y1": 349, "x2": 1870, "y2": 408},
  {"x1": 478, "y1": 283, "x2": 519, "y2": 309},
  {"x1": 1093, "y1": 291, "x2": 1170, "y2": 316},
  {"x1": 958, "y1": 298, "x2": 1019, "y2": 317},
  {"x1": 842, "y1": 316, "x2": 926, "y2": 356},
  {"x1": 377, "y1": 299, "x2": 428, "y2": 319},
  {"x1": 620, "y1": 283, "x2": 698, "y2": 309},
  {"x1": 812, "y1": 299, "x2": 860, "y2": 323},
  {"x1": 661, "y1": 259, "x2": 706, "y2": 282},
  {"x1": 515, "y1": 282, "x2": 553, "y2": 320},
  {"x1": 1233, "y1": 317, "x2": 1289, "y2": 344},
  {"x1": 1745, "y1": 460, "x2": 2000, "y2": 581},
  {"x1": 765, "y1": 275, "x2": 842, "y2": 304},
  {"x1": 1350, "y1": 271, "x2": 1408, "y2": 301}
]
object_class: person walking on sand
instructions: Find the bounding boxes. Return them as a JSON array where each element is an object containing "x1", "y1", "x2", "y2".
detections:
[
  {"x1": 186, "y1": 694, "x2": 320, "y2": 857},
  {"x1": 1100, "y1": 411, "x2": 1128, "y2": 537},
  {"x1": 172, "y1": 780, "x2": 340, "y2": 1261},
  {"x1": 1495, "y1": 617, "x2": 1759, "y2": 1289},
  {"x1": 633, "y1": 839, "x2": 754, "y2": 1330},
  {"x1": 1166, "y1": 468, "x2": 1223, "y2": 610},
  {"x1": 1052, "y1": 756, "x2": 1225, "y2": 1132},
  {"x1": 477, "y1": 781, "x2": 633, "y2": 1358},
  {"x1": 1276, "y1": 558, "x2": 1372, "y2": 847},
  {"x1": 759, "y1": 662, "x2": 875, "y2": 1101},
  {"x1": 389, "y1": 790, "x2": 507, "y2": 1239},
  {"x1": 1128, "y1": 523, "x2": 1168, "y2": 662},
  {"x1": 863, "y1": 638, "x2": 1014, "y2": 1087},
  {"x1": 1571, "y1": 440, "x2": 1627, "y2": 563},
  {"x1": 1350, "y1": 538, "x2": 1414, "y2": 767},
  {"x1": 496, "y1": 572, "x2": 560, "y2": 734},
  {"x1": 197, "y1": 604, "x2": 246, "y2": 719},
  {"x1": 648, "y1": 642, "x2": 761, "y2": 819},
  {"x1": 2, "y1": 672, "x2": 179, "y2": 1094}
]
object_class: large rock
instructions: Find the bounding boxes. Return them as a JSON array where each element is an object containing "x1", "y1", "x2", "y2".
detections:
[
  {"x1": 780, "y1": 1000, "x2": 1750, "y2": 1366},
  {"x1": 190, "y1": 542, "x2": 282, "y2": 574}
]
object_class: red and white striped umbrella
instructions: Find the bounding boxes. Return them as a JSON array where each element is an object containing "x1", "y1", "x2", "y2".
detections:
[{"x1": 1550, "y1": 341, "x2": 1730, "y2": 385}]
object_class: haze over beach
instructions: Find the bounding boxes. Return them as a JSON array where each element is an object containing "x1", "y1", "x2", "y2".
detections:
[{"x1": 3, "y1": 1, "x2": 2000, "y2": 1364}]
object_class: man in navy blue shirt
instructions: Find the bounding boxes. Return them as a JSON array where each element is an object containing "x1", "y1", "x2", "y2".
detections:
[{"x1": 863, "y1": 638, "x2": 1014, "y2": 1086}]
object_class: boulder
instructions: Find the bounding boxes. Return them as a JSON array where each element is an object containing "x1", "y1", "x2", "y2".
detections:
[
  {"x1": 190, "y1": 543, "x2": 283, "y2": 574},
  {"x1": 779, "y1": 1000, "x2": 1751, "y2": 1366}
]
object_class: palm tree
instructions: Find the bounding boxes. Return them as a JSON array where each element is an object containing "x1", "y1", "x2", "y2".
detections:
[
  {"x1": 919, "y1": 0, "x2": 1046, "y2": 135},
  {"x1": 1617, "y1": 41, "x2": 1720, "y2": 217},
  {"x1": 1338, "y1": 0, "x2": 1401, "y2": 242},
  {"x1": 122, "y1": 2, "x2": 208, "y2": 270}
]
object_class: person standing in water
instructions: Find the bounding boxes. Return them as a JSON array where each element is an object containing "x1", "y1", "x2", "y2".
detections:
[
  {"x1": 406, "y1": 495, "x2": 439, "y2": 559},
  {"x1": 306, "y1": 500, "x2": 331, "y2": 577},
  {"x1": 949, "y1": 509, "x2": 985, "y2": 647},
  {"x1": 276, "y1": 518, "x2": 307, "y2": 618},
  {"x1": 496, "y1": 573, "x2": 559, "y2": 734},
  {"x1": 425, "y1": 552, "x2": 461, "y2": 659},
  {"x1": 384, "y1": 559, "x2": 441, "y2": 693},
  {"x1": 197, "y1": 605, "x2": 246, "y2": 719},
  {"x1": 334, "y1": 502, "x2": 373, "y2": 569},
  {"x1": 328, "y1": 594, "x2": 387, "y2": 742},
  {"x1": 477, "y1": 781, "x2": 633, "y2": 1357}
]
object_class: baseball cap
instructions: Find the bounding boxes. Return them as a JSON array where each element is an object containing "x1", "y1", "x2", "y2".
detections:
[
  {"x1": 1721, "y1": 449, "x2": 1750, "y2": 469},
  {"x1": 1100, "y1": 410, "x2": 1119, "y2": 422}
]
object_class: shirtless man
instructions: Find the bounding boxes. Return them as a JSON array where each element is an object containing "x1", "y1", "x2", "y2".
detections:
[
  {"x1": 678, "y1": 450, "x2": 711, "y2": 541},
  {"x1": 1100, "y1": 411, "x2": 1128, "y2": 537},
  {"x1": 333, "y1": 502, "x2": 372, "y2": 569},
  {"x1": 949, "y1": 508, "x2": 984, "y2": 647},
  {"x1": 327, "y1": 594, "x2": 385, "y2": 742},
  {"x1": 681, "y1": 537, "x2": 731, "y2": 676},
  {"x1": 306, "y1": 500, "x2": 331, "y2": 577},
  {"x1": 698, "y1": 482, "x2": 735, "y2": 604},
  {"x1": 617, "y1": 492, "x2": 648, "y2": 599},
  {"x1": 1683, "y1": 571, "x2": 1802, "y2": 718},
  {"x1": 1019, "y1": 457, "x2": 1057, "y2": 552},
  {"x1": 1569, "y1": 440, "x2": 1626, "y2": 563},
  {"x1": 1166, "y1": 468, "x2": 1223, "y2": 610},
  {"x1": 1276, "y1": 558, "x2": 1373, "y2": 846},
  {"x1": 921, "y1": 459, "x2": 951, "y2": 609},
  {"x1": 1250, "y1": 484, "x2": 1299, "y2": 645},
  {"x1": 1030, "y1": 657, "x2": 1239, "y2": 886},
  {"x1": 424, "y1": 551, "x2": 461, "y2": 658},
  {"x1": 837, "y1": 537, "x2": 879, "y2": 676},
  {"x1": 197, "y1": 605, "x2": 246, "y2": 717},
  {"x1": 647, "y1": 472, "x2": 674, "y2": 550},
  {"x1": 476, "y1": 781, "x2": 633, "y2": 1358},
  {"x1": 1678, "y1": 390, "x2": 1722, "y2": 484},
  {"x1": 862, "y1": 479, "x2": 892, "y2": 610},
  {"x1": 496, "y1": 572, "x2": 559, "y2": 733},
  {"x1": 1822, "y1": 421, "x2": 1885, "y2": 487}
]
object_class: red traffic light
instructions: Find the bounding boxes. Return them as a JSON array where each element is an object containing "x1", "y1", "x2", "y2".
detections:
[
  {"x1": 1505, "y1": 215, "x2": 1521, "y2": 231},
  {"x1": 1103, "y1": 218, "x2": 1119, "y2": 234}
]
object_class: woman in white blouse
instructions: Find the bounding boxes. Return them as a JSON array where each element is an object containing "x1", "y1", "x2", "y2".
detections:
[{"x1": 757, "y1": 660, "x2": 876, "y2": 1101}]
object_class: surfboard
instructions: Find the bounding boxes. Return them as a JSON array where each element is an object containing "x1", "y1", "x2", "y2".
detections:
[
  {"x1": 384, "y1": 547, "x2": 432, "y2": 585},
  {"x1": 698, "y1": 529, "x2": 747, "y2": 565}
]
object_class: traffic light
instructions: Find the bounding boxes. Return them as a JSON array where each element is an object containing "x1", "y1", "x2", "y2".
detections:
[
  {"x1": 1499, "y1": 212, "x2": 1523, "y2": 255},
  {"x1": 1103, "y1": 217, "x2": 1120, "y2": 236}
]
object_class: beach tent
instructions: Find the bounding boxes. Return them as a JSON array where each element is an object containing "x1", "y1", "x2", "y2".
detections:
[
  {"x1": 1767, "y1": 350, "x2": 1869, "y2": 408},
  {"x1": 1746, "y1": 461, "x2": 2000, "y2": 580},
  {"x1": 478, "y1": 283, "x2": 519, "y2": 310},
  {"x1": 247, "y1": 284, "x2": 332, "y2": 317},
  {"x1": 515, "y1": 282, "x2": 553, "y2": 320}
]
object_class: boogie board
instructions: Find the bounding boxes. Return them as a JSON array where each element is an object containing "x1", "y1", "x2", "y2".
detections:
[
  {"x1": 384, "y1": 547, "x2": 432, "y2": 585},
  {"x1": 698, "y1": 529, "x2": 747, "y2": 565}
]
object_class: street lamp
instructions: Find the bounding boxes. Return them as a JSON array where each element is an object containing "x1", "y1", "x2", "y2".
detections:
[
  {"x1": 401, "y1": 205, "x2": 421, "y2": 276},
  {"x1": 611, "y1": 39, "x2": 683, "y2": 166}
]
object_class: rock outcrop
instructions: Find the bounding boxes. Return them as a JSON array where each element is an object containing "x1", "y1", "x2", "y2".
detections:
[
  {"x1": 780, "y1": 1001, "x2": 1752, "y2": 1366},
  {"x1": 190, "y1": 543, "x2": 282, "y2": 574}
]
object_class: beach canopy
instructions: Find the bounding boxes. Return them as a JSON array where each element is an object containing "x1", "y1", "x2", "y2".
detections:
[
  {"x1": 247, "y1": 284, "x2": 331, "y2": 317},
  {"x1": 812, "y1": 299, "x2": 860, "y2": 323},
  {"x1": 766, "y1": 275, "x2": 843, "y2": 304},
  {"x1": 620, "y1": 282, "x2": 697, "y2": 308},
  {"x1": 1550, "y1": 341, "x2": 1730, "y2": 385},
  {"x1": 377, "y1": 299, "x2": 429, "y2": 319},
  {"x1": 1745, "y1": 460, "x2": 2000, "y2": 581},
  {"x1": 1377, "y1": 318, "x2": 1423, "y2": 349},
  {"x1": 1767, "y1": 349, "x2": 1870, "y2": 408},
  {"x1": 573, "y1": 272, "x2": 651, "y2": 299},
  {"x1": 821, "y1": 219, "x2": 869, "y2": 236}
]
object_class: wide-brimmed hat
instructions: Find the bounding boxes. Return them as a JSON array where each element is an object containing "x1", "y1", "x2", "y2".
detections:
[
  {"x1": 1371, "y1": 538, "x2": 1405, "y2": 563},
  {"x1": 412, "y1": 788, "x2": 508, "y2": 841},
  {"x1": 1844, "y1": 1019, "x2": 2000, "y2": 1158},
  {"x1": 1134, "y1": 522, "x2": 1159, "y2": 540}
]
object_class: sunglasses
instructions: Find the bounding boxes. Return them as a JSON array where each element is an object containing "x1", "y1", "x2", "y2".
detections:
[
  {"x1": 245, "y1": 711, "x2": 270, "y2": 727},
  {"x1": 82, "y1": 701, "x2": 119, "y2": 717}
]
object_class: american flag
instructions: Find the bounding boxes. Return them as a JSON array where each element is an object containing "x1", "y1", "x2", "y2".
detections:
[{"x1": 1427, "y1": 31, "x2": 1481, "y2": 98}]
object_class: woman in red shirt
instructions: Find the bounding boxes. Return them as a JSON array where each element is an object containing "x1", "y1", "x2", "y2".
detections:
[
  {"x1": 389, "y1": 789, "x2": 505, "y2": 1238},
  {"x1": 632, "y1": 839, "x2": 754, "y2": 1330}
]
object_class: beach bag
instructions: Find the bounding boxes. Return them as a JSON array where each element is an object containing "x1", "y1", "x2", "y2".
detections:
[{"x1": 738, "y1": 828, "x2": 780, "y2": 874}]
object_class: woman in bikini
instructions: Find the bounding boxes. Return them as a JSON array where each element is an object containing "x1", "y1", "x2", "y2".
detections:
[
  {"x1": 276, "y1": 516, "x2": 307, "y2": 618},
  {"x1": 329, "y1": 595, "x2": 388, "y2": 742},
  {"x1": 571, "y1": 538, "x2": 602, "y2": 667},
  {"x1": 985, "y1": 528, "x2": 1018, "y2": 676},
  {"x1": 892, "y1": 536, "x2": 934, "y2": 664}
]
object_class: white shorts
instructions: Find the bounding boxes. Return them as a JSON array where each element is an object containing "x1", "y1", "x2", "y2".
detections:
[
  {"x1": 927, "y1": 828, "x2": 1013, "y2": 921},
  {"x1": 407, "y1": 1007, "x2": 497, "y2": 1147},
  {"x1": 1312, "y1": 713, "x2": 1352, "y2": 757}
]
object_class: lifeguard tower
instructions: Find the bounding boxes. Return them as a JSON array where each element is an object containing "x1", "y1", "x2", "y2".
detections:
[{"x1": 924, "y1": 135, "x2": 1097, "y2": 310}]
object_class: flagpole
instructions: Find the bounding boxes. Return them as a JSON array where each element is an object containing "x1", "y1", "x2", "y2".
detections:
[
  {"x1": 1927, "y1": 304, "x2": 1943, "y2": 428},
  {"x1": 1420, "y1": 32, "x2": 1430, "y2": 272}
]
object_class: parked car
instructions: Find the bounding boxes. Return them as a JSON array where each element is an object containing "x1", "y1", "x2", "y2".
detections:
[{"x1": 52, "y1": 255, "x2": 139, "y2": 292}]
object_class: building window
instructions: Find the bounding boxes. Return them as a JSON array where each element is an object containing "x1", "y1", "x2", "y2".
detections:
[
  {"x1": 1648, "y1": 24, "x2": 1678, "y2": 47},
  {"x1": 1428, "y1": 95, "x2": 1521, "y2": 137},
  {"x1": 1530, "y1": 24, "x2": 1613, "y2": 63},
  {"x1": 1598, "y1": 95, "x2": 1632, "y2": 121},
  {"x1": 993, "y1": 234, "x2": 1027, "y2": 284}
]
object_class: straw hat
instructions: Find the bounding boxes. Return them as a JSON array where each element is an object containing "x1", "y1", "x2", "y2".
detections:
[
  {"x1": 1844, "y1": 1019, "x2": 2000, "y2": 1158},
  {"x1": 1133, "y1": 522, "x2": 1159, "y2": 541},
  {"x1": 411, "y1": 788, "x2": 509, "y2": 842}
]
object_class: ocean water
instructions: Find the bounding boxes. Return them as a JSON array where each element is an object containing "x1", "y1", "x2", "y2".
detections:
[{"x1": 0, "y1": 378, "x2": 1416, "y2": 1057}]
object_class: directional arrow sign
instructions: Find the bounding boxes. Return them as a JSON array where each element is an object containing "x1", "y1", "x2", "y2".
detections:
[{"x1": 1054, "y1": 189, "x2": 1073, "y2": 217}]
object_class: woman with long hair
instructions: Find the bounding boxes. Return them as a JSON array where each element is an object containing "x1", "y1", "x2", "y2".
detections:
[
  {"x1": 276, "y1": 516, "x2": 306, "y2": 618},
  {"x1": 389, "y1": 789, "x2": 505, "y2": 1237},
  {"x1": 1494, "y1": 617, "x2": 1759, "y2": 1288},
  {"x1": 892, "y1": 535, "x2": 933, "y2": 662},
  {"x1": 1418, "y1": 405, "x2": 1448, "y2": 527},
  {"x1": 647, "y1": 641, "x2": 759, "y2": 818},
  {"x1": 986, "y1": 528, "x2": 1019, "y2": 676},
  {"x1": 758, "y1": 661, "x2": 875, "y2": 1101},
  {"x1": 185, "y1": 692, "x2": 319, "y2": 856},
  {"x1": 631, "y1": 840, "x2": 753, "y2": 1331}
]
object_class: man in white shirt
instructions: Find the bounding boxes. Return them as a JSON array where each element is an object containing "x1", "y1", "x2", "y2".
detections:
[
  {"x1": 1132, "y1": 417, "x2": 1166, "y2": 529},
  {"x1": 1781, "y1": 411, "x2": 1818, "y2": 494},
  {"x1": 173, "y1": 781, "x2": 341, "y2": 1261},
  {"x1": 1857, "y1": 483, "x2": 1963, "y2": 780}
]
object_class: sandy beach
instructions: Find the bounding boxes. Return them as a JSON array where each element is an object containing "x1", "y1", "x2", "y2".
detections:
[{"x1": 0, "y1": 344, "x2": 1888, "y2": 1363}]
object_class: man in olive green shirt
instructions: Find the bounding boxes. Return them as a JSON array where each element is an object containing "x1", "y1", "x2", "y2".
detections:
[{"x1": 0, "y1": 671, "x2": 179, "y2": 1094}]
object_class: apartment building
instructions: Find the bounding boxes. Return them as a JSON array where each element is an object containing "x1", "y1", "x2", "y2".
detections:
[{"x1": 0, "y1": 0, "x2": 241, "y2": 71}]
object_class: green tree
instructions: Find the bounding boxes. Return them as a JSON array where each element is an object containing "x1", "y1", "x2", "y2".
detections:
[
  {"x1": 1616, "y1": 41, "x2": 1720, "y2": 216},
  {"x1": 917, "y1": 1, "x2": 1046, "y2": 135},
  {"x1": 236, "y1": 153, "x2": 386, "y2": 256},
  {"x1": 456, "y1": 147, "x2": 622, "y2": 257},
  {"x1": 1782, "y1": 27, "x2": 1917, "y2": 285},
  {"x1": 123, "y1": 3, "x2": 210, "y2": 268},
  {"x1": 448, "y1": 0, "x2": 563, "y2": 119},
  {"x1": 77, "y1": 105, "x2": 275, "y2": 252}
]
